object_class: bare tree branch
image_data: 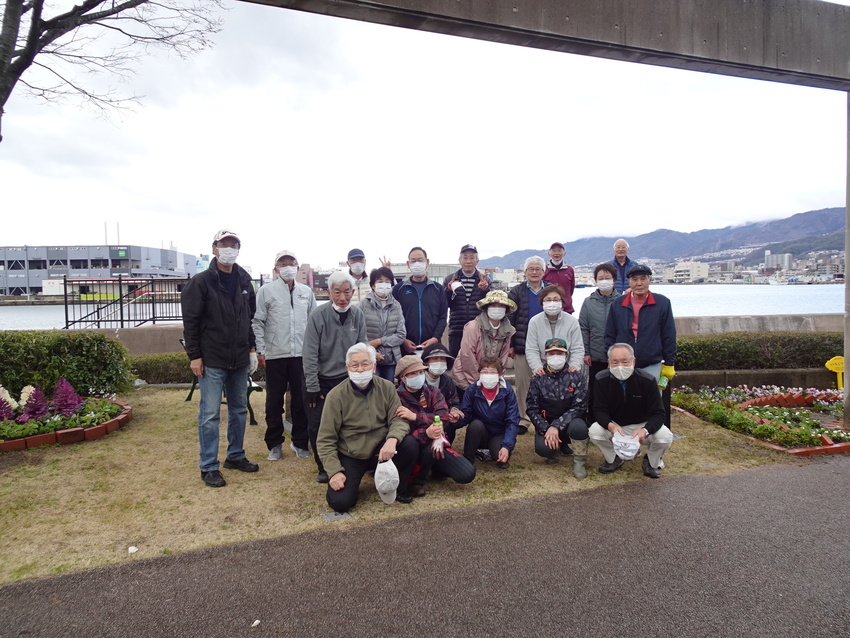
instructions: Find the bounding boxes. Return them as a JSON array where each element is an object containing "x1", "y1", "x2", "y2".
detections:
[{"x1": 0, "y1": 0, "x2": 225, "y2": 142}]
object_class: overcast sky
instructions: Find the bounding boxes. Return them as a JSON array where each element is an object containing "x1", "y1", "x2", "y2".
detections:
[{"x1": 1, "y1": 1, "x2": 847, "y2": 275}]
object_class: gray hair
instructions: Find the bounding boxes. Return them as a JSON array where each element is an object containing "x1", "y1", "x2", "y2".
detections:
[
  {"x1": 607, "y1": 343, "x2": 635, "y2": 359},
  {"x1": 345, "y1": 342, "x2": 377, "y2": 365},
  {"x1": 523, "y1": 255, "x2": 546, "y2": 271},
  {"x1": 328, "y1": 270, "x2": 354, "y2": 291},
  {"x1": 613, "y1": 239, "x2": 630, "y2": 250}
]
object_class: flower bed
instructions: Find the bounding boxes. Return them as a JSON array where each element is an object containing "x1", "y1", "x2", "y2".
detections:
[
  {"x1": 0, "y1": 379, "x2": 132, "y2": 451},
  {"x1": 672, "y1": 385, "x2": 849, "y2": 455}
]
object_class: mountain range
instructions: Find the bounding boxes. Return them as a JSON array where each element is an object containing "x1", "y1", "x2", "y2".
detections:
[{"x1": 478, "y1": 207, "x2": 845, "y2": 269}]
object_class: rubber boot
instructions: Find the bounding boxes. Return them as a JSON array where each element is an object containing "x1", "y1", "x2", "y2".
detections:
[{"x1": 570, "y1": 438, "x2": 588, "y2": 479}]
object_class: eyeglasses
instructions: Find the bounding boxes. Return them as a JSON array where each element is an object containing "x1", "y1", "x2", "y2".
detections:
[
  {"x1": 347, "y1": 360, "x2": 373, "y2": 371},
  {"x1": 526, "y1": 268, "x2": 544, "y2": 273}
]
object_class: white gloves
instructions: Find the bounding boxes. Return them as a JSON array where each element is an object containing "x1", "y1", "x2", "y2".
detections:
[{"x1": 248, "y1": 352, "x2": 259, "y2": 375}]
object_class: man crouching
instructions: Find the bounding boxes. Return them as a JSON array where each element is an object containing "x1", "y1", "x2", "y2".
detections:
[{"x1": 317, "y1": 343, "x2": 418, "y2": 512}]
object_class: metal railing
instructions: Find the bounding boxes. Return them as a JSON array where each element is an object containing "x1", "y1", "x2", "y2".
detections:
[{"x1": 64, "y1": 275, "x2": 190, "y2": 329}]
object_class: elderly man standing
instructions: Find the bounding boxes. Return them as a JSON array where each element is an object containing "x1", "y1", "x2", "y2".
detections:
[
  {"x1": 443, "y1": 244, "x2": 490, "y2": 360},
  {"x1": 589, "y1": 343, "x2": 673, "y2": 478},
  {"x1": 318, "y1": 343, "x2": 418, "y2": 512},
  {"x1": 508, "y1": 255, "x2": 547, "y2": 434},
  {"x1": 604, "y1": 263, "x2": 676, "y2": 387},
  {"x1": 609, "y1": 239, "x2": 633, "y2": 293},
  {"x1": 253, "y1": 249, "x2": 316, "y2": 462},
  {"x1": 542, "y1": 241, "x2": 576, "y2": 314},
  {"x1": 346, "y1": 248, "x2": 370, "y2": 306},
  {"x1": 181, "y1": 229, "x2": 259, "y2": 488},
  {"x1": 303, "y1": 271, "x2": 367, "y2": 483},
  {"x1": 393, "y1": 246, "x2": 448, "y2": 355}
]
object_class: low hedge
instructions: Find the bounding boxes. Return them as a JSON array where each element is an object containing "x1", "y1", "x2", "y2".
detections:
[
  {"x1": 0, "y1": 331, "x2": 132, "y2": 396},
  {"x1": 676, "y1": 332, "x2": 842, "y2": 371},
  {"x1": 128, "y1": 353, "x2": 266, "y2": 384}
]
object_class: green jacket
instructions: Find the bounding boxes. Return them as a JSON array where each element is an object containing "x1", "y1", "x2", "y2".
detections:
[{"x1": 317, "y1": 376, "x2": 410, "y2": 477}]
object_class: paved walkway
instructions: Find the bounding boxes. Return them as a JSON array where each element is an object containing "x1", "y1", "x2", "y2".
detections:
[{"x1": 1, "y1": 455, "x2": 849, "y2": 637}]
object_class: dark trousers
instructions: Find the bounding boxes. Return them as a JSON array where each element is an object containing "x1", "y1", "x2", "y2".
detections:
[
  {"x1": 463, "y1": 419, "x2": 509, "y2": 463},
  {"x1": 448, "y1": 333, "x2": 463, "y2": 361},
  {"x1": 307, "y1": 374, "x2": 348, "y2": 473},
  {"x1": 326, "y1": 435, "x2": 419, "y2": 513},
  {"x1": 376, "y1": 364, "x2": 396, "y2": 382},
  {"x1": 534, "y1": 417, "x2": 589, "y2": 459},
  {"x1": 586, "y1": 360, "x2": 608, "y2": 418},
  {"x1": 264, "y1": 357, "x2": 308, "y2": 451},
  {"x1": 415, "y1": 443, "x2": 476, "y2": 485}
]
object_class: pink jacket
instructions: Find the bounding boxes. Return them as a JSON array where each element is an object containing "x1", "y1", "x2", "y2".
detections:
[{"x1": 451, "y1": 313, "x2": 515, "y2": 389}]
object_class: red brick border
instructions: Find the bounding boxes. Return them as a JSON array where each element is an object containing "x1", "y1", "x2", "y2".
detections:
[{"x1": 0, "y1": 403, "x2": 133, "y2": 452}]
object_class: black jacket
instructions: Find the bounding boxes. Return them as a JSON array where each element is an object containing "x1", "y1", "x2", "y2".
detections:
[
  {"x1": 392, "y1": 276, "x2": 448, "y2": 346},
  {"x1": 507, "y1": 281, "x2": 539, "y2": 355},
  {"x1": 181, "y1": 259, "x2": 256, "y2": 370},
  {"x1": 592, "y1": 368, "x2": 665, "y2": 434},
  {"x1": 444, "y1": 269, "x2": 490, "y2": 337}
]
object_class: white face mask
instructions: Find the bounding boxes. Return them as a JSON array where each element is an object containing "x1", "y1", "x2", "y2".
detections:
[
  {"x1": 480, "y1": 373, "x2": 499, "y2": 389},
  {"x1": 428, "y1": 362, "x2": 448, "y2": 376},
  {"x1": 409, "y1": 262, "x2": 427, "y2": 277},
  {"x1": 487, "y1": 306, "x2": 506, "y2": 321},
  {"x1": 350, "y1": 262, "x2": 366, "y2": 275},
  {"x1": 547, "y1": 355, "x2": 566, "y2": 371},
  {"x1": 404, "y1": 373, "x2": 426, "y2": 391},
  {"x1": 217, "y1": 247, "x2": 239, "y2": 266},
  {"x1": 374, "y1": 282, "x2": 393, "y2": 298},
  {"x1": 278, "y1": 266, "x2": 298, "y2": 281},
  {"x1": 610, "y1": 365, "x2": 634, "y2": 381},
  {"x1": 332, "y1": 304, "x2": 348, "y2": 313},
  {"x1": 597, "y1": 279, "x2": 614, "y2": 293},
  {"x1": 348, "y1": 369, "x2": 373, "y2": 387},
  {"x1": 542, "y1": 301, "x2": 562, "y2": 316}
]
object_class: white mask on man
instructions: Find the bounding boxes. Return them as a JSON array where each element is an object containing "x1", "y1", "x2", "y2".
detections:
[
  {"x1": 350, "y1": 262, "x2": 366, "y2": 276},
  {"x1": 278, "y1": 266, "x2": 298, "y2": 281},
  {"x1": 547, "y1": 355, "x2": 566, "y2": 371},
  {"x1": 409, "y1": 262, "x2": 427, "y2": 277},
  {"x1": 217, "y1": 248, "x2": 239, "y2": 266},
  {"x1": 610, "y1": 366, "x2": 634, "y2": 381},
  {"x1": 349, "y1": 369, "x2": 373, "y2": 387}
]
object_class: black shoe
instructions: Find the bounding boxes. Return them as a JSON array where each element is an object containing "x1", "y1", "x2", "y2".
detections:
[
  {"x1": 411, "y1": 484, "x2": 426, "y2": 498},
  {"x1": 642, "y1": 455, "x2": 661, "y2": 479},
  {"x1": 316, "y1": 471, "x2": 329, "y2": 484},
  {"x1": 560, "y1": 445, "x2": 573, "y2": 456},
  {"x1": 223, "y1": 457, "x2": 259, "y2": 472},
  {"x1": 545, "y1": 456, "x2": 559, "y2": 465},
  {"x1": 201, "y1": 470, "x2": 226, "y2": 488},
  {"x1": 396, "y1": 493, "x2": 413, "y2": 504},
  {"x1": 496, "y1": 461, "x2": 510, "y2": 470},
  {"x1": 598, "y1": 456, "x2": 624, "y2": 474},
  {"x1": 516, "y1": 425, "x2": 529, "y2": 435}
]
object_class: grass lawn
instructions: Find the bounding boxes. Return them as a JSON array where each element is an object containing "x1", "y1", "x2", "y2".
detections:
[{"x1": 0, "y1": 387, "x2": 793, "y2": 584}]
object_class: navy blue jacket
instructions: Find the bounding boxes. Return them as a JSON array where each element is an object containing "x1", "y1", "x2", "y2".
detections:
[
  {"x1": 593, "y1": 368, "x2": 665, "y2": 434},
  {"x1": 604, "y1": 291, "x2": 676, "y2": 368},
  {"x1": 608, "y1": 256, "x2": 633, "y2": 293},
  {"x1": 392, "y1": 276, "x2": 448, "y2": 346},
  {"x1": 459, "y1": 380, "x2": 521, "y2": 451}
]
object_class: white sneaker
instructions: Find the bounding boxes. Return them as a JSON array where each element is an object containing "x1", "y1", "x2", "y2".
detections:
[
  {"x1": 290, "y1": 442, "x2": 310, "y2": 459},
  {"x1": 267, "y1": 444, "x2": 282, "y2": 461}
]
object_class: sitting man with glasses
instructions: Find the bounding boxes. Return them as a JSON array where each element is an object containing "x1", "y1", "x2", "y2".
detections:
[{"x1": 317, "y1": 343, "x2": 418, "y2": 512}]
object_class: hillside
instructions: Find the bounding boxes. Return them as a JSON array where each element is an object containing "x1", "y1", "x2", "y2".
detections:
[{"x1": 478, "y1": 207, "x2": 845, "y2": 269}]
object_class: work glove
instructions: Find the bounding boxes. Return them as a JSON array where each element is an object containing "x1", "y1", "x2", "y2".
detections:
[
  {"x1": 248, "y1": 352, "x2": 259, "y2": 375},
  {"x1": 660, "y1": 365, "x2": 675, "y2": 380}
]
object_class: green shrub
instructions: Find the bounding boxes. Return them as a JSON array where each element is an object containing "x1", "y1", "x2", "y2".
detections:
[
  {"x1": 127, "y1": 352, "x2": 267, "y2": 384},
  {"x1": 0, "y1": 331, "x2": 132, "y2": 396},
  {"x1": 676, "y1": 332, "x2": 842, "y2": 371}
]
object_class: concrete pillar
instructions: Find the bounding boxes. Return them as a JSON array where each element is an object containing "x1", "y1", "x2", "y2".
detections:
[{"x1": 845, "y1": 91, "x2": 849, "y2": 429}]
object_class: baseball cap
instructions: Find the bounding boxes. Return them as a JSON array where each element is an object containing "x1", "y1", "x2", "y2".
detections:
[
  {"x1": 612, "y1": 431, "x2": 641, "y2": 461},
  {"x1": 544, "y1": 338, "x2": 569, "y2": 353},
  {"x1": 213, "y1": 229, "x2": 239, "y2": 244},
  {"x1": 274, "y1": 249, "x2": 297, "y2": 263},
  {"x1": 627, "y1": 264, "x2": 653, "y2": 278},
  {"x1": 348, "y1": 248, "x2": 365, "y2": 260},
  {"x1": 460, "y1": 244, "x2": 478, "y2": 254},
  {"x1": 550, "y1": 242, "x2": 565, "y2": 249},
  {"x1": 374, "y1": 460, "x2": 400, "y2": 504}
]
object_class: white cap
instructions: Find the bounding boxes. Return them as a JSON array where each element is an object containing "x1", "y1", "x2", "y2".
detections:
[
  {"x1": 213, "y1": 229, "x2": 240, "y2": 244},
  {"x1": 612, "y1": 431, "x2": 641, "y2": 461},
  {"x1": 374, "y1": 459, "x2": 399, "y2": 504},
  {"x1": 274, "y1": 249, "x2": 297, "y2": 263}
]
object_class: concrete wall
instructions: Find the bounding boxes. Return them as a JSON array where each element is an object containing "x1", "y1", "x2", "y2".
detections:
[
  {"x1": 78, "y1": 313, "x2": 843, "y2": 355},
  {"x1": 673, "y1": 368, "x2": 836, "y2": 390}
]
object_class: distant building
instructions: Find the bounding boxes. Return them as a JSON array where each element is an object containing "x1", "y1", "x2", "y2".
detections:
[
  {"x1": 663, "y1": 261, "x2": 709, "y2": 283},
  {"x1": 0, "y1": 244, "x2": 197, "y2": 296},
  {"x1": 764, "y1": 251, "x2": 793, "y2": 271}
]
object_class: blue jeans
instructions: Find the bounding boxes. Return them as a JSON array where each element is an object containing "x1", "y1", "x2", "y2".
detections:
[{"x1": 198, "y1": 365, "x2": 249, "y2": 472}]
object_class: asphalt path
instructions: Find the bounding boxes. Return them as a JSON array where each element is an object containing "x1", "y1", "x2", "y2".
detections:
[{"x1": 1, "y1": 455, "x2": 849, "y2": 637}]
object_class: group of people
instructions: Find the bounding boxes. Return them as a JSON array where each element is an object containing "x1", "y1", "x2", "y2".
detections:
[{"x1": 181, "y1": 230, "x2": 677, "y2": 512}]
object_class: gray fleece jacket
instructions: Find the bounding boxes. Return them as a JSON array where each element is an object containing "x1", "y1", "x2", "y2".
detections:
[{"x1": 302, "y1": 303, "x2": 367, "y2": 392}]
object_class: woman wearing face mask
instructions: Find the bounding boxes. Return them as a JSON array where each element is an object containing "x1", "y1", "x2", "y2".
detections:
[
  {"x1": 395, "y1": 355, "x2": 476, "y2": 497},
  {"x1": 526, "y1": 339, "x2": 590, "y2": 478},
  {"x1": 578, "y1": 263, "x2": 621, "y2": 415},
  {"x1": 525, "y1": 285, "x2": 585, "y2": 377},
  {"x1": 458, "y1": 357, "x2": 521, "y2": 469},
  {"x1": 421, "y1": 343, "x2": 465, "y2": 442},
  {"x1": 360, "y1": 267, "x2": 406, "y2": 381},
  {"x1": 451, "y1": 290, "x2": 517, "y2": 392}
]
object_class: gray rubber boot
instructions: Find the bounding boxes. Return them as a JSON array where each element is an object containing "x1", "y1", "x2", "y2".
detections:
[{"x1": 570, "y1": 438, "x2": 588, "y2": 479}]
